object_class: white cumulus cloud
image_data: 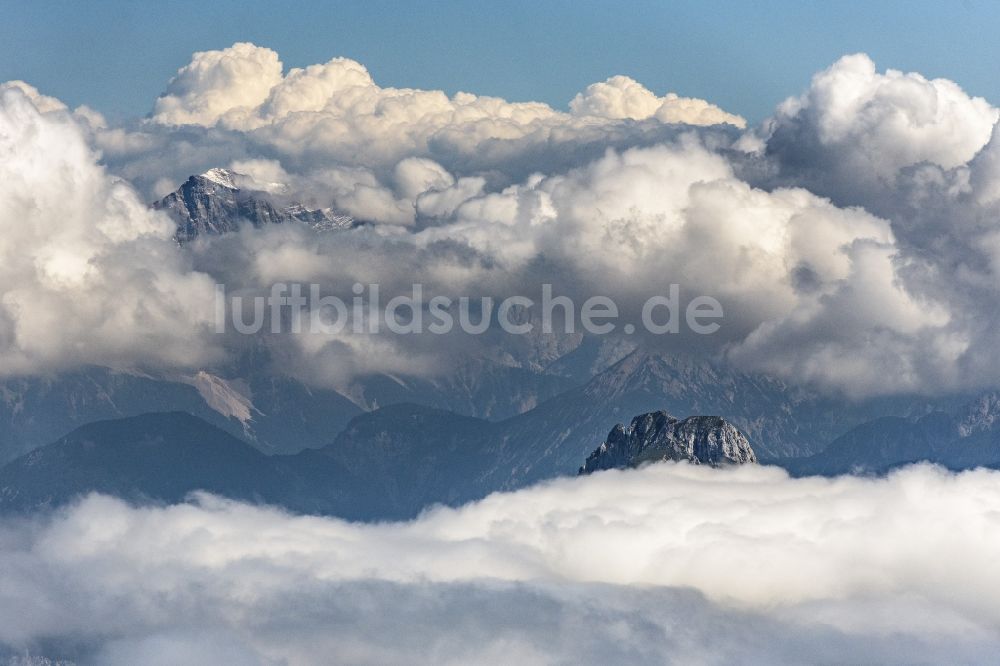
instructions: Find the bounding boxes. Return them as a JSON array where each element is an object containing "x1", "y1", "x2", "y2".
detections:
[
  {"x1": 152, "y1": 42, "x2": 284, "y2": 127},
  {"x1": 0, "y1": 86, "x2": 221, "y2": 376},
  {"x1": 146, "y1": 42, "x2": 746, "y2": 176},
  {"x1": 570, "y1": 74, "x2": 746, "y2": 127},
  {"x1": 765, "y1": 53, "x2": 998, "y2": 201}
]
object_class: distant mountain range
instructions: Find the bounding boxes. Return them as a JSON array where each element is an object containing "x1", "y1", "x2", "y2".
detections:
[
  {"x1": 786, "y1": 392, "x2": 1000, "y2": 475},
  {"x1": 8, "y1": 385, "x2": 1000, "y2": 521},
  {"x1": 0, "y1": 408, "x2": 756, "y2": 519},
  {"x1": 4, "y1": 358, "x2": 1000, "y2": 520},
  {"x1": 0, "y1": 344, "x2": 960, "y2": 466},
  {"x1": 0, "y1": 365, "x2": 364, "y2": 464},
  {"x1": 0, "y1": 412, "x2": 283, "y2": 511}
]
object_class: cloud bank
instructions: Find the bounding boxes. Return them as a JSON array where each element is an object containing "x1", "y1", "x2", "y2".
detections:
[
  {"x1": 0, "y1": 87, "x2": 220, "y2": 376},
  {"x1": 2, "y1": 464, "x2": 999, "y2": 664},
  {"x1": 152, "y1": 42, "x2": 746, "y2": 132},
  {"x1": 6, "y1": 45, "x2": 1000, "y2": 397}
]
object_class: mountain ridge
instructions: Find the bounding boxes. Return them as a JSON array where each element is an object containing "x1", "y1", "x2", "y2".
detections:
[
  {"x1": 785, "y1": 391, "x2": 1000, "y2": 475},
  {"x1": 0, "y1": 405, "x2": 756, "y2": 520},
  {"x1": 152, "y1": 168, "x2": 356, "y2": 241}
]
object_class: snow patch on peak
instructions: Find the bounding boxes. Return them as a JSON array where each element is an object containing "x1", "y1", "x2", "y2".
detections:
[{"x1": 199, "y1": 168, "x2": 239, "y2": 189}]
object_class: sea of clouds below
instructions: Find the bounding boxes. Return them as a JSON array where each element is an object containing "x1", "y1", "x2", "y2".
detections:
[
  {"x1": 1, "y1": 463, "x2": 999, "y2": 665},
  {"x1": 5, "y1": 44, "x2": 1000, "y2": 397}
]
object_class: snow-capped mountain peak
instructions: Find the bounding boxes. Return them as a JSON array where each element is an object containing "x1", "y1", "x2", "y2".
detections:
[
  {"x1": 152, "y1": 168, "x2": 357, "y2": 241},
  {"x1": 199, "y1": 167, "x2": 239, "y2": 189}
]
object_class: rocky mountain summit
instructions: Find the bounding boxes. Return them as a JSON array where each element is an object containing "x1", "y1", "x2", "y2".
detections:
[
  {"x1": 580, "y1": 411, "x2": 757, "y2": 474},
  {"x1": 153, "y1": 168, "x2": 355, "y2": 241}
]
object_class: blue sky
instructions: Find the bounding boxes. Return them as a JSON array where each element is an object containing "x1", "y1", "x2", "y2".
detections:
[{"x1": 1, "y1": 0, "x2": 997, "y2": 123}]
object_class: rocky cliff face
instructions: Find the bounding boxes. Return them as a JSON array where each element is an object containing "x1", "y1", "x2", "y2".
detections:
[
  {"x1": 956, "y1": 392, "x2": 1000, "y2": 437},
  {"x1": 153, "y1": 168, "x2": 355, "y2": 242},
  {"x1": 580, "y1": 411, "x2": 757, "y2": 474}
]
